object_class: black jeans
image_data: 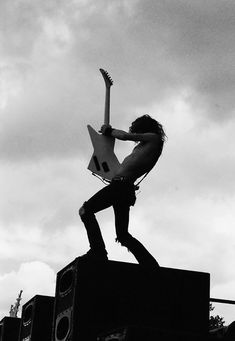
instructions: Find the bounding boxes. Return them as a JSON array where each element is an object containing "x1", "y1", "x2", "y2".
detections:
[{"x1": 80, "y1": 178, "x2": 158, "y2": 267}]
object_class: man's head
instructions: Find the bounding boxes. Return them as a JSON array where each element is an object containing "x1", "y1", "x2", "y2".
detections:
[{"x1": 129, "y1": 114, "x2": 166, "y2": 142}]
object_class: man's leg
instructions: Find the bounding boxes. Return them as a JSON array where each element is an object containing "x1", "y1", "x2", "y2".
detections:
[
  {"x1": 114, "y1": 204, "x2": 159, "y2": 268},
  {"x1": 79, "y1": 203, "x2": 107, "y2": 259},
  {"x1": 79, "y1": 184, "x2": 115, "y2": 259}
]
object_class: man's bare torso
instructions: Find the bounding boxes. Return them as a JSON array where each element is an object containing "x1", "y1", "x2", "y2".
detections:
[{"x1": 115, "y1": 138, "x2": 163, "y2": 182}]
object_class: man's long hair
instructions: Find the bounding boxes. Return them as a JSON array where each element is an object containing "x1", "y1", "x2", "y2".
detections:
[{"x1": 130, "y1": 114, "x2": 167, "y2": 142}]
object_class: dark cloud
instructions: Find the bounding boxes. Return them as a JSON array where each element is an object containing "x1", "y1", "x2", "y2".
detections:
[
  {"x1": 73, "y1": 0, "x2": 235, "y2": 117},
  {"x1": 1, "y1": 0, "x2": 235, "y2": 161},
  {"x1": 0, "y1": 62, "x2": 101, "y2": 160}
]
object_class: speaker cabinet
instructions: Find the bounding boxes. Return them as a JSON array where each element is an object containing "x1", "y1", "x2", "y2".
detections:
[
  {"x1": 52, "y1": 258, "x2": 209, "y2": 341},
  {"x1": 19, "y1": 295, "x2": 54, "y2": 341},
  {"x1": 0, "y1": 317, "x2": 21, "y2": 341}
]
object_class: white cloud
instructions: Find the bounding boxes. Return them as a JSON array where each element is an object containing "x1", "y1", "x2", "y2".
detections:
[
  {"x1": 0, "y1": 261, "x2": 56, "y2": 319},
  {"x1": 0, "y1": 158, "x2": 89, "y2": 226}
]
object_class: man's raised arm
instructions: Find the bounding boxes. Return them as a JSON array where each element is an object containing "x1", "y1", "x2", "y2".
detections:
[{"x1": 100, "y1": 124, "x2": 160, "y2": 142}]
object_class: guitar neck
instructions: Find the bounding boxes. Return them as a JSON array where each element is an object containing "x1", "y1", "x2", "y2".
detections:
[{"x1": 104, "y1": 87, "x2": 111, "y2": 125}]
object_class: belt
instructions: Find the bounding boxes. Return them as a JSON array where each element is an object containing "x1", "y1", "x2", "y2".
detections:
[{"x1": 112, "y1": 176, "x2": 134, "y2": 183}]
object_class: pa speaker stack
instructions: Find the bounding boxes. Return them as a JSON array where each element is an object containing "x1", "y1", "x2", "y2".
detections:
[
  {"x1": 52, "y1": 258, "x2": 210, "y2": 341},
  {"x1": 0, "y1": 317, "x2": 21, "y2": 341},
  {"x1": 18, "y1": 295, "x2": 54, "y2": 341}
]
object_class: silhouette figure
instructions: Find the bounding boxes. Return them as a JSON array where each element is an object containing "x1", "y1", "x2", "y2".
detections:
[{"x1": 79, "y1": 115, "x2": 166, "y2": 268}]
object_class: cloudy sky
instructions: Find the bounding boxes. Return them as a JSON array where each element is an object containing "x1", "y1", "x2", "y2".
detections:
[{"x1": 1, "y1": 0, "x2": 235, "y2": 324}]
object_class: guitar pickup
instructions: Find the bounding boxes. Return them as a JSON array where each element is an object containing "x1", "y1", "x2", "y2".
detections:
[
  {"x1": 93, "y1": 157, "x2": 110, "y2": 173},
  {"x1": 101, "y1": 162, "x2": 110, "y2": 173},
  {"x1": 93, "y1": 156, "x2": 101, "y2": 171}
]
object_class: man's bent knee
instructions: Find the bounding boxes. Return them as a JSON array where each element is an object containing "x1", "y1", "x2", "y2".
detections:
[
  {"x1": 116, "y1": 232, "x2": 133, "y2": 247},
  {"x1": 79, "y1": 202, "x2": 94, "y2": 221},
  {"x1": 79, "y1": 206, "x2": 86, "y2": 217}
]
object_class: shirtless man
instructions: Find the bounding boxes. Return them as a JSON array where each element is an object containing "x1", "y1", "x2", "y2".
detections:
[{"x1": 79, "y1": 115, "x2": 166, "y2": 268}]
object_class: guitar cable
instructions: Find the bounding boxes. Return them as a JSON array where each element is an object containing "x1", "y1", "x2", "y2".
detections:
[{"x1": 92, "y1": 172, "x2": 111, "y2": 185}]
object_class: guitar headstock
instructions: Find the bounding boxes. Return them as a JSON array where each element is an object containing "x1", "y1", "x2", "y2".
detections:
[{"x1": 100, "y1": 68, "x2": 113, "y2": 88}]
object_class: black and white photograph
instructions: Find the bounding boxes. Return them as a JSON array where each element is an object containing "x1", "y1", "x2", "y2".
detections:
[{"x1": 1, "y1": 1, "x2": 235, "y2": 340}]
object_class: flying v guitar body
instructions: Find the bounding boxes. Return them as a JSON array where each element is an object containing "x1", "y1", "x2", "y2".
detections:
[{"x1": 87, "y1": 124, "x2": 120, "y2": 181}]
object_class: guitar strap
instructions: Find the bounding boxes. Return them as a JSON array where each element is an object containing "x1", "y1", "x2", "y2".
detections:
[{"x1": 134, "y1": 171, "x2": 149, "y2": 191}]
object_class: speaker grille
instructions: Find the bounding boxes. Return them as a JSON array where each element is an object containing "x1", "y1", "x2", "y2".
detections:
[
  {"x1": 59, "y1": 267, "x2": 74, "y2": 297},
  {"x1": 22, "y1": 303, "x2": 33, "y2": 327},
  {"x1": 19, "y1": 295, "x2": 54, "y2": 341},
  {"x1": 55, "y1": 309, "x2": 72, "y2": 341}
]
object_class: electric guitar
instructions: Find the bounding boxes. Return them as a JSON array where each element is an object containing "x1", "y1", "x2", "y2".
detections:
[{"x1": 87, "y1": 69, "x2": 120, "y2": 181}]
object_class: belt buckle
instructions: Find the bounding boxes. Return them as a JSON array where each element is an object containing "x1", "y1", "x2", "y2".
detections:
[{"x1": 113, "y1": 176, "x2": 124, "y2": 182}]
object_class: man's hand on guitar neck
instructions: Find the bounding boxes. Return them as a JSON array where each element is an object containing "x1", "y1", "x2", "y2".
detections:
[
  {"x1": 100, "y1": 125, "x2": 131, "y2": 141},
  {"x1": 100, "y1": 124, "x2": 128, "y2": 140},
  {"x1": 100, "y1": 124, "x2": 114, "y2": 136}
]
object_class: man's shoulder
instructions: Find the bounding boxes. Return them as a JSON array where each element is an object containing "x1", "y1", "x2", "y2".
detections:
[
  {"x1": 131, "y1": 132, "x2": 162, "y2": 143},
  {"x1": 142, "y1": 133, "x2": 162, "y2": 145}
]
